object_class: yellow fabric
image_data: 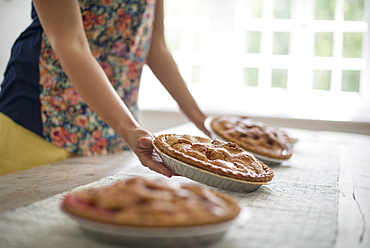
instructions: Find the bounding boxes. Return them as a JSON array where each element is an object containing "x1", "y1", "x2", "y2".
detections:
[{"x1": 0, "y1": 113, "x2": 75, "y2": 175}]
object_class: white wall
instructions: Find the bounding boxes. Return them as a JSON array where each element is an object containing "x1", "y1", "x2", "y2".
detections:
[{"x1": 0, "y1": 0, "x2": 32, "y2": 83}]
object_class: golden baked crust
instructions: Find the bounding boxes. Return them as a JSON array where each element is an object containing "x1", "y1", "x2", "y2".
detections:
[
  {"x1": 210, "y1": 115, "x2": 293, "y2": 160},
  {"x1": 62, "y1": 177, "x2": 241, "y2": 227},
  {"x1": 153, "y1": 134, "x2": 274, "y2": 183}
]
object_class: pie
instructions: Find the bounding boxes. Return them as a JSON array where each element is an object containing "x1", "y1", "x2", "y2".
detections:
[
  {"x1": 210, "y1": 115, "x2": 293, "y2": 160},
  {"x1": 153, "y1": 134, "x2": 274, "y2": 183},
  {"x1": 61, "y1": 177, "x2": 241, "y2": 227}
]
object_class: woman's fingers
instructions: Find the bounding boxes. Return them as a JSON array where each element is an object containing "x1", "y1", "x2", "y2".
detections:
[
  {"x1": 138, "y1": 136, "x2": 153, "y2": 149},
  {"x1": 136, "y1": 135, "x2": 174, "y2": 177},
  {"x1": 138, "y1": 150, "x2": 174, "y2": 177}
]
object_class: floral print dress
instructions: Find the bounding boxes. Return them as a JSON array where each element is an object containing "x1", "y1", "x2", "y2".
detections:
[{"x1": 0, "y1": 0, "x2": 156, "y2": 156}]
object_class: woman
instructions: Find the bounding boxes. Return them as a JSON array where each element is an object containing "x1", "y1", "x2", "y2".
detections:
[{"x1": 0, "y1": 0, "x2": 209, "y2": 175}]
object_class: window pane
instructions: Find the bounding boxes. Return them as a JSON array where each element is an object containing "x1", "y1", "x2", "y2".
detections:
[
  {"x1": 274, "y1": 0, "x2": 292, "y2": 19},
  {"x1": 245, "y1": 0, "x2": 263, "y2": 18},
  {"x1": 344, "y1": 0, "x2": 364, "y2": 21},
  {"x1": 271, "y1": 69, "x2": 288, "y2": 89},
  {"x1": 273, "y1": 32, "x2": 290, "y2": 55},
  {"x1": 245, "y1": 31, "x2": 261, "y2": 53},
  {"x1": 194, "y1": 0, "x2": 209, "y2": 16},
  {"x1": 164, "y1": 0, "x2": 183, "y2": 16},
  {"x1": 192, "y1": 65, "x2": 203, "y2": 83},
  {"x1": 343, "y1": 33, "x2": 363, "y2": 58},
  {"x1": 313, "y1": 70, "x2": 331, "y2": 90},
  {"x1": 342, "y1": 70, "x2": 361, "y2": 92},
  {"x1": 315, "y1": 32, "x2": 333, "y2": 57},
  {"x1": 244, "y1": 68, "x2": 259, "y2": 87},
  {"x1": 193, "y1": 30, "x2": 205, "y2": 51},
  {"x1": 315, "y1": 0, "x2": 335, "y2": 20},
  {"x1": 165, "y1": 30, "x2": 181, "y2": 52}
]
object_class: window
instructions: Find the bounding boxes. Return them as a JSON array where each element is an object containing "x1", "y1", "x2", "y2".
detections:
[{"x1": 139, "y1": 0, "x2": 369, "y2": 122}]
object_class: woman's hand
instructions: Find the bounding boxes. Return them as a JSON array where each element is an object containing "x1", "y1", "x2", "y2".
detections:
[
  {"x1": 126, "y1": 128, "x2": 175, "y2": 177},
  {"x1": 193, "y1": 115, "x2": 212, "y2": 138}
]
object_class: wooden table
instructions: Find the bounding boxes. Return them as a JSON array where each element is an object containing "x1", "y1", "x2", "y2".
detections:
[{"x1": 0, "y1": 123, "x2": 369, "y2": 248}]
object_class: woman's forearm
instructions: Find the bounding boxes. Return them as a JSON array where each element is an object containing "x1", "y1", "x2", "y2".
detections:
[
  {"x1": 56, "y1": 47, "x2": 141, "y2": 141},
  {"x1": 31, "y1": 0, "x2": 174, "y2": 177},
  {"x1": 147, "y1": 0, "x2": 208, "y2": 133},
  {"x1": 147, "y1": 44, "x2": 207, "y2": 127},
  {"x1": 33, "y1": 0, "x2": 140, "y2": 142}
]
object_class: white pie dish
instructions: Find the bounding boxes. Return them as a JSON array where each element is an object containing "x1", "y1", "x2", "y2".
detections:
[
  {"x1": 204, "y1": 116, "x2": 292, "y2": 165},
  {"x1": 153, "y1": 143, "x2": 274, "y2": 193},
  {"x1": 62, "y1": 205, "x2": 246, "y2": 248}
]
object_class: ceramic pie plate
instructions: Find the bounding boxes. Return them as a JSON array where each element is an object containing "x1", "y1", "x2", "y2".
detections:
[
  {"x1": 62, "y1": 206, "x2": 247, "y2": 248},
  {"x1": 204, "y1": 116, "x2": 291, "y2": 165},
  {"x1": 153, "y1": 143, "x2": 274, "y2": 193}
]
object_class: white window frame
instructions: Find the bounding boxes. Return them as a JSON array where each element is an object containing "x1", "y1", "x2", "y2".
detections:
[{"x1": 139, "y1": 0, "x2": 370, "y2": 122}]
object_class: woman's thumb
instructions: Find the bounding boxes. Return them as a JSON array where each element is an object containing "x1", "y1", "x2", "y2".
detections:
[{"x1": 139, "y1": 136, "x2": 153, "y2": 148}]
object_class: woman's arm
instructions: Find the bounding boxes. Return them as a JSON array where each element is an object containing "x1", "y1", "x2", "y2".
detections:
[
  {"x1": 147, "y1": 0, "x2": 210, "y2": 136},
  {"x1": 33, "y1": 0, "x2": 173, "y2": 177}
]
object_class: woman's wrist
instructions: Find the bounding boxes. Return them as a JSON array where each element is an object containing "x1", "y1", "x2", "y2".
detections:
[
  {"x1": 121, "y1": 124, "x2": 154, "y2": 148},
  {"x1": 186, "y1": 110, "x2": 210, "y2": 137},
  {"x1": 117, "y1": 123, "x2": 146, "y2": 145}
]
